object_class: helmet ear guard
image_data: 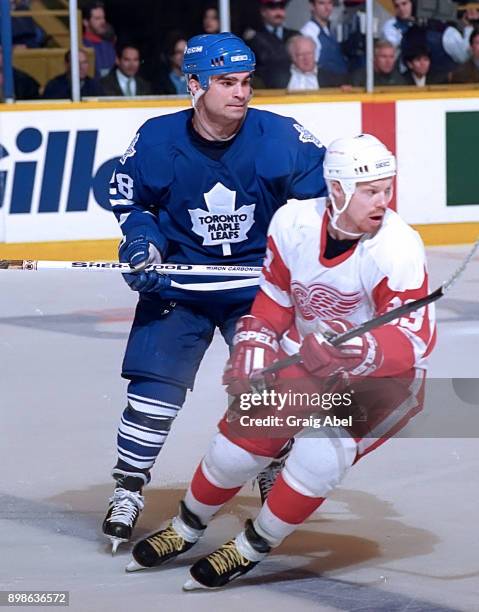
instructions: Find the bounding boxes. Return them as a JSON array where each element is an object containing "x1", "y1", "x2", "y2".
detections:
[
  {"x1": 182, "y1": 33, "x2": 256, "y2": 93},
  {"x1": 323, "y1": 134, "x2": 396, "y2": 237}
]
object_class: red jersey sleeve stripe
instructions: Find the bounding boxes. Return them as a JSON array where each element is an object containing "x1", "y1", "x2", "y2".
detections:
[
  {"x1": 262, "y1": 235, "x2": 291, "y2": 294},
  {"x1": 371, "y1": 273, "x2": 436, "y2": 374},
  {"x1": 251, "y1": 289, "x2": 294, "y2": 336}
]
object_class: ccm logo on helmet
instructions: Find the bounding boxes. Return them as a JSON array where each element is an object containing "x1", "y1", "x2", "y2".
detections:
[
  {"x1": 231, "y1": 54, "x2": 249, "y2": 62},
  {"x1": 186, "y1": 46, "x2": 203, "y2": 54},
  {"x1": 376, "y1": 160, "x2": 392, "y2": 168}
]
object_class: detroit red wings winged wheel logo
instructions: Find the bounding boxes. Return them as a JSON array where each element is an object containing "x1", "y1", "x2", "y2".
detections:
[{"x1": 291, "y1": 281, "x2": 362, "y2": 320}]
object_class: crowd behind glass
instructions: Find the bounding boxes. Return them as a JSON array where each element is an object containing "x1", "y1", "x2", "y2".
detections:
[{"x1": 1, "y1": 0, "x2": 478, "y2": 101}]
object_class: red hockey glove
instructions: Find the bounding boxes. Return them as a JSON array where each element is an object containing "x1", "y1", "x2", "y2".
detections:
[
  {"x1": 223, "y1": 315, "x2": 280, "y2": 395},
  {"x1": 299, "y1": 319, "x2": 382, "y2": 378}
]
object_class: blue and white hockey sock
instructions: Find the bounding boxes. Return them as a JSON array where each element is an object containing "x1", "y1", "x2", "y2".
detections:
[{"x1": 116, "y1": 380, "x2": 186, "y2": 475}]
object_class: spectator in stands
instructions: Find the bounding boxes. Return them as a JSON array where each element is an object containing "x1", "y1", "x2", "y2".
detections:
[
  {"x1": 43, "y1": 49, "x2": 103, "y2": 99},
  {"x1": 382, "y1": 0, "x2": 415, "y2": 50},
  {"x1": 82, "y1": 1, "x2": 116, "y2": 78},
  {"x1": 286, "y1": 34, "x2": 343, "y2": 90},
  {"x1": 455, "y1": 3, "x2": 479, "y2": 58},
  {"x1": 0, "y1": 44, "x2": 39, "y2": 100},
  {"x1": 10, "y1": 0, "x2": 46, "y2": 48},
  {"x1": 340, "y1": 6, "x2": 377, "y2": 73},
  {"x1": 450, "y1": 28, "x2": 479, "y2": 83},
  {"x1": 381, "y1": 0, "x2": 468, "y2": 79},
  {"x1": 301, "y1": 0, "x2": 349, "y2": 84},
  {"x1": 244, "y1": 0, "x2": 299, "y2": 89},
  {"x1": 403, "y1": 46, "x2": 447, "y2": 85},
  {"x1": 351, "y1": 40, "x2": 407, "y2": 86},
  {"x1": 202, "y1": 6, "x2": 220, "y2": 34},
  {"x1": 100, "y1": 43, "x2": 151, "y2": 96},
  {"x1": 152, "y1": 36, "x2": 188, "y2": 95},
  {"x1": 400, "y1": 10, "x2": 470, "y2": 80},
  {"x1": 459, "y1": 2, "x2": 479, "y2": 28},
  {"x1": 287, "y1": 35, "x2": 319, "y2": 91}
]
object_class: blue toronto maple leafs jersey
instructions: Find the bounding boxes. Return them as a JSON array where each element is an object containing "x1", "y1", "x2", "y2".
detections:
[{"x1": 110, "y1": 107, "x2": 326, "y2": 302}]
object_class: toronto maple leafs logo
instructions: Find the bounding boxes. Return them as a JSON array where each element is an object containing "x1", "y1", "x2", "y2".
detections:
[
  {"x1": 189, "y1": 182, "x2": 256, "y2": 256},
  {"x1": 119, "y1": 133, "x2": 139, "y2": 165},
  {"x1": 291, "y1": 281, "x2": 361, "y2": 320},
  {"x1": 293, "y1": 124, "x2": 323, "y2": 149}
]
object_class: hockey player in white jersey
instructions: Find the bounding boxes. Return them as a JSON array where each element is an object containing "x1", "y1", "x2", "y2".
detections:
[{"x1": 126, "y1": 134, "x2": 436, "y2": 589}]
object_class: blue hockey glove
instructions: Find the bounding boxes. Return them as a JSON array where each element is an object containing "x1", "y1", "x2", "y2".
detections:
[
  {"x1": 120, "y1": 232, "x2": 170, "y2": 294},
  {"x1": 120, "y1": 235, "x2": 161, "y2": 271},
  {"x1": 123, "y1": 268, "x2": 171, "y2": 293}
]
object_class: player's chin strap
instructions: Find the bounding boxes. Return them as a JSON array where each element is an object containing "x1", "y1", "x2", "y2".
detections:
[
  {"x1": 327, "y1": 194, "x2": 364, "y2": 239},
  {"x1": 191, "y1": 86, "x2": 205, "y2": 109}
]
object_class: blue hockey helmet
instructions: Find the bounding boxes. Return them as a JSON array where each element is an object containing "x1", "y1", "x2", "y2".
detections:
[{"x1": 182, "y1": 33, "x2": 256, "y2": 90}]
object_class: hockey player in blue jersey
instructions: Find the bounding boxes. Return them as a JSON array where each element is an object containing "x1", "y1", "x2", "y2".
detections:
[{"x1": 102, "y1": 32, "x2": 327, "y2": 553}]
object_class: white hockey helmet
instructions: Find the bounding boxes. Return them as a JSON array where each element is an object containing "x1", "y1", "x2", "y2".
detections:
[{"x1": 324, "y1": 134, "x2": 396, "y2": 236}]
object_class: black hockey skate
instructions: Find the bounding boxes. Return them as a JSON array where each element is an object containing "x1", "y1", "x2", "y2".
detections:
[
  {"x1": 126, "y1": 501, "x2": 205, "y2": 572},
  {"x1": 256, "y1": 439, "x2": 294, "y2": 503},
  {"x1": 102, "y1": 474, "x2": 145, "y2": 554},
  {"x1": 183, "y1": 519, "x2": 271, "y2": 590}
]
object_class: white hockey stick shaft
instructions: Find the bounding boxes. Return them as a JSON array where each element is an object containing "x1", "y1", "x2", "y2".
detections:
[{"x1": 0, "y1": 259, "x2": 262, "y2": 277}]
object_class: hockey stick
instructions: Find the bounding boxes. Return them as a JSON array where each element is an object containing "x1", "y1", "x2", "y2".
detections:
[
  {"x1": 261, "y1": 238, "x2": 479, "y2": 376},
  {"x1": 0, "y1": 260, "x2": 262, "y2": 277}
]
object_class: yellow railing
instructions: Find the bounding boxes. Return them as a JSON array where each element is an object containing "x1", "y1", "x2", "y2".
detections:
[
  {"x1": 11, "y1": 6, "x2": 95, "y2": 87},
  {"x1": 13, "y1": 46, "x2": 95, "y2": 88},
  {"x1": 11, "y1": 8, "x2": 81, "y2": 48}
]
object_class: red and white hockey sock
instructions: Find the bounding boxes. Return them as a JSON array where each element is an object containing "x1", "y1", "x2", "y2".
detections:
[
  {"x1": 183, "y1": 462, "x2": 242, "y2": 526},
  {"x1": 183, "y1": 432, "x2": 272, "y2": 526},
  {"x1": 254, "y1": 473, "x2": 325, "y2": 547}
]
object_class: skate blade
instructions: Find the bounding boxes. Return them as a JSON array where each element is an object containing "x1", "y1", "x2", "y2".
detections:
[
  {"x1": 108, "y1": 536, "x2": 128, "y2": 555},
  {"x1": 182, "y1": 576, "x2": 208, "y2": 591},
  {"x1": 125, "y1": 558, "x2": 147, "y2": 572}
]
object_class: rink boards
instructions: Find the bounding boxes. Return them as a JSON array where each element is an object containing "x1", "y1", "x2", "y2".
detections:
[{"x1": 0, "y1": 90, "x2": 479, "y2": 255}]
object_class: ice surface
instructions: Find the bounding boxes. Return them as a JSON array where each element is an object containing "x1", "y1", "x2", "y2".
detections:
[{"x1": 0, "y1": 245, "x2": 478, "y2": 612}]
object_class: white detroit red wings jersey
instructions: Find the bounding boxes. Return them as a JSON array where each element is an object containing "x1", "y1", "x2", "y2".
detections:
[{"x1": 255, "y1": 198, "x2": 436, "y2": 376}]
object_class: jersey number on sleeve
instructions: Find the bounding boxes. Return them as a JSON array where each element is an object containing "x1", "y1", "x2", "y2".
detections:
[
  {"x1": 116, "y1": 173, "x2": 134, "y2": 200},
  {"x1": 387, "y1": 297, "x2": 426, "y2": 333}
]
